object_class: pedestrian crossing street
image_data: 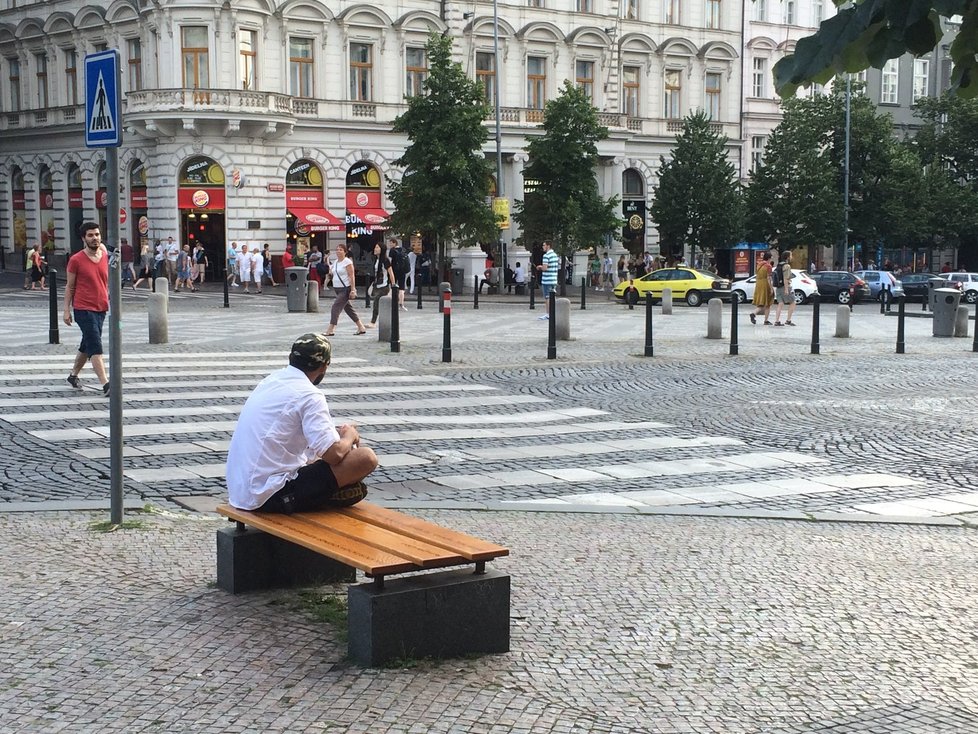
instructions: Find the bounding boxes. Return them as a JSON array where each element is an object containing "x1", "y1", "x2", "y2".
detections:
[{"x1": 1, "y1": 350, "x2": 974, "y2": 520}]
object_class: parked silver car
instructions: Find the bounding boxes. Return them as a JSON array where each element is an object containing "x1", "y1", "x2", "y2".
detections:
[{"x1": 852, "y1": 270, "x2": 906, "y2": 302}]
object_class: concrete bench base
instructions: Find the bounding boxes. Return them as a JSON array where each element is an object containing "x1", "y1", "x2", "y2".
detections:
[
  {"x1": 348, "y1": 568, "x2": 511, "y2": 666},
  {"x1": 216, "y1": 526, "x2": 356, "y2": 594}
]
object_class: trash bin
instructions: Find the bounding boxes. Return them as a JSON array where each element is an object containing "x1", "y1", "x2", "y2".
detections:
[
  {"x1": 285, "y1": 266, "x2": 308, "y2": 312},
  {"x1": 450, "y1": 268, "x2": 465, "y2": 295},
  {"x1": 932, "y1": 287, "x2": 962, "y2": 337},
  {"x1": 927, "y1": 277, "x2": 945, "y2": 311}
]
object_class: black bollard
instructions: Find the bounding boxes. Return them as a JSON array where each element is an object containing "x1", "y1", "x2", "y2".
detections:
[
  {"x1": 973, "y1": 300, "x2": 978, "y2": 353},
  {"x1": 628, "y1": 289, "x2": 635, "y2": 310},
  {"x1": 223, "y1": 267, "x2": 229, "y2": 308},
  {"x1": 547, "y1": 290, "x2": 557, "y2": 360},
  {"x1": 529, "y1": 277, "x2": 536, "y2": 310},
  {"x1": 48, "y1": 269, "x2": 60, "y2": 345},
  {"x1": 729, "y1": 293, "x2": 738, "y2": 356},
  {"x1": 580, "y1": 277, "x2": 587, "y2": 310},
  {"x1": 644, "y1": 292, "x2": 654, "y2": 357},
  {"x1": 896, "y1": 296, "x2": 906, "y2": 354},
  {"x1": 442, "y1": 285, "x2": 452, "y2": 363},
  {"x1": 880, "y1": 286, "x2": 886, "y2": 314},
  {"x1": 811, "y1": 294, "x2": 820, "y2": 355},
  {"x1": 886, "y1": 284, "x2": 892, "y2": 313},
  {"x1": 417, "y1": 283, "x2": 422, "y2": 310},
  {"x1": 473, "y1": 275, "x2": 479, "y2": 310},
  {"x1": 390, "y1": 285, "x2": 400, "y2": 353}
]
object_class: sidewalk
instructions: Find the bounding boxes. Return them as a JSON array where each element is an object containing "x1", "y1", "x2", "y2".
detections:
[{"x1": 2, "y1": 507, "x2": 977, "y2": 733}]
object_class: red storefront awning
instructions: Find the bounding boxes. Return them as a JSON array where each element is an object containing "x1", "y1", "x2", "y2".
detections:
[
  {"x1": 347, "y1": 207, "x2": 391, "y2": 229},
  {"x1": 290, "y1": 208, "x2": 344, "y2": 232}
]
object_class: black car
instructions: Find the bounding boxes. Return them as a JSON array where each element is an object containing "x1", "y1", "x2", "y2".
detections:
[
  {"x1": 809, "y1": 271, "x2": 872, "y2": 304},
  {"x1": 900, "y1": 273, "x2": 959, "y2": 303}
]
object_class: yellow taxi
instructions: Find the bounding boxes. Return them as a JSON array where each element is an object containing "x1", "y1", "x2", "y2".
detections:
[{"x1": 613, "y1": 268, "x2": 732, "y2": 307}]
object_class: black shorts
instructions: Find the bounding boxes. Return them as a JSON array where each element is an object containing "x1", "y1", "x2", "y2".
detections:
[
  {"x1": 259, "y1": 461, "x2": 363, "y2": 513},
  {"x1": 74, "y1": 309, "x2": 106, "y2": 356}
]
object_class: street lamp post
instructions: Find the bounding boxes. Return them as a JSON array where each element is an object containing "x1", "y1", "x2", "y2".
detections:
[
  {"x1": 843, "y1": 73, "x2": 852, "y2": 270},
  {"x1": 493, "y1": 0, "x2": 504, "y2": 274}
]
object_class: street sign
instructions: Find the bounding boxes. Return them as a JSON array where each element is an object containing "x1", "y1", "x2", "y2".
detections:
[{"x1": 85, "y1": 50, "x2": 122, "y2": 148}]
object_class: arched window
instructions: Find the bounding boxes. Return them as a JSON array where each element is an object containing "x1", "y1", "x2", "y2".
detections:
[{"x1": 623, "y1": 169, "x2": 644, "y2": 197}]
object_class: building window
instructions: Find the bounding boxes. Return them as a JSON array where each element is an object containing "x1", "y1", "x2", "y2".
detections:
[
  {"x1": 94, "y1": 43, "x2": 107, "y2": 53},
  {"x1": 65, "y1": 50, "x2": 77, "y2": 106},
  {"x1": 527, "y1": 55, "x2": 546, "y2": 109},
  {"x1": 784, "y1": 0, "x2": 796, "y2": 24},
  {"x1": 8, "y1": 58, "x2": 20, "y2": 111},
  {"x1": 752, "y1": 57, "x2": 767, "y2": 97},
  {"x1": 405, "y1": 47, "x2": 428, "y2": 98},
  {"x1": 705, "y1": 71, "x2": 721, "y2": 119},
  {"x1": 814, "y1": 0, "x2": 824, "y2": 23},
  {"x1": 706, "y1": 0, "x2": 721, "y2": 29},
  {"x1": 913, "y1": 58, "x2": 929, "y2": 102},
  {"x1": 664, "y1": 69, "x2": 681, "y2": 119},
  {"x1": 239, "y1": 29, "x2": 257, "y2": 90},
  {"x1": 576, "y1": 60, "x2": 594, "y2": 101},
  {"x1": 622, "y1": 65, "x2": 640, "y2": 116},
  {"x1": 625, "y1": 0, "x2": 639, "y2": 19},
  {"x1": 623, "y1": 169, "x2": 644, "y2": 196},
  {"x1": 127, "y1": 39, "x2": 142, "y2": 92},
  {"x1": 751, "y1": 135, "x2": 766, "y2": 171},
  {"x1": 289, "y1": 38, "x2": 314, "y2": 98},
  {"x1": 181, "y1": 26, "x2": 209, "y2": 88},
  {"x1": 527, "y1": 0, "x2": 544, "y2": 6},
  {"x1": 854, "y1": 69, "x2": 867, "y2": 85},
  {"x1": 577, "y1": 0, "x2": 593, "y2": 11},
  {"x1": 350, "y1": 43, "x2": 372, "y2": 101},
  {"x1": 35, "y1": 53, "x2": 48, "y2": 108},
  {"x1": 753, "y1": 0, "x2": 766, "y2": 21},
  {"x1": 881, "y1": 58, "x2": 898, "y2": 104},
  {"x1": 476, "y1": 51, "x2": 496, "y2": 106},
  {"x1": 665, "y1": 0, "x2": 681, "y2": 24}
]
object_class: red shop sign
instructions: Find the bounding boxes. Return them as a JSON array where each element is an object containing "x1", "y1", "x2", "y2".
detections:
[{"x1": 177, "y1": 187, "x2": 226, "y2": 210}]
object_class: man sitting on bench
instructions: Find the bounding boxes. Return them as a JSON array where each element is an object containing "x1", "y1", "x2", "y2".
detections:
[{"x1": 226, "y1": 333, "x2": 378, "y2": 513}]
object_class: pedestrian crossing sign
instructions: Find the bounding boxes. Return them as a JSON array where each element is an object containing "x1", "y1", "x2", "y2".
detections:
[{"x1": 85, "y1": 50, "x2": 122, "y2": 148}]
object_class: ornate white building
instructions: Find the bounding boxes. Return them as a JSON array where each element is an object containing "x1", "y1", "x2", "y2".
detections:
[{"x1": 0, "y1": 0, "x2": 745, "y2": 279}]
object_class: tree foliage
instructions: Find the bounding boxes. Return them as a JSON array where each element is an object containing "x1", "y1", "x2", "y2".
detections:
[
  {"x1": 513, "y1": 82, "x2": 621, "y2": 260},
  {"x1": 774, "y1": 1, "x2": 978, "y2": 99},
  {"x1": 650, "y1": 111, "x2": 743, "y2": 261},
  {"x1": 386, "y1": 34, "x2": 497, "y2": 257}
]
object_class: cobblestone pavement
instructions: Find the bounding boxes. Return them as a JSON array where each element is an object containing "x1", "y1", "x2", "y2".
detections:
[
  {"x1": 2, "y1": 283, "x2": 978, "y2": 732},
  {"x1": 2, "y1": 509, "x2": 977, "y2": 733}
]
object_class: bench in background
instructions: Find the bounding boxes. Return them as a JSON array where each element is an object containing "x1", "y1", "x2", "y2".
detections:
[{"x1": 215, "y1": 501, "x2": 510, "y2": 666}]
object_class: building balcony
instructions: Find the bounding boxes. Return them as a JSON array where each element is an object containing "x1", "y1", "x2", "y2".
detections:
[{"x1": 1, "y1": 105, "x2": 81, "y2": 132}]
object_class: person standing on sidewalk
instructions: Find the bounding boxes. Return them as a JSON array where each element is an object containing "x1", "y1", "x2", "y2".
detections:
[
  {"x1": 226, "y1": 241, "x2": 240, "y2": 288},
  {"x1": 64, "y1": 222, "x2": 110, "y2": 396},
  {"x1": 366, "y1": 241, "x2": 394, "y2": 328},
  {"x1": 536, "y1": 240, "x2": 559, "y2": 320},
  {"x1": 749, "y1": 252, "x2": 774, "y2": 326},
  {"x1": 164, "y1": 236, "x2": 179, "y2": 285},
  {"x1": 239, "y1": 243, "x2": 254, "y2": 293},
  {"x1": 773, "y1": 250, "x2": 797, "y2": 326}
]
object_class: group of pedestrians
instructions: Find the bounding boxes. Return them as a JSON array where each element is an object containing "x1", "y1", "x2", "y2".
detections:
[
  {"x1": 749, "y1": 250, "x2": 797, "y2": 326},
  {"x1": 226, "y1": 242, "x2": 277, "y2": 293}
]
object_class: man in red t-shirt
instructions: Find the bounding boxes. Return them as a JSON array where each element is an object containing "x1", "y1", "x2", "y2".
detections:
[{"x1": 64, "y1": 222, "x2": 110, "y2": 396}]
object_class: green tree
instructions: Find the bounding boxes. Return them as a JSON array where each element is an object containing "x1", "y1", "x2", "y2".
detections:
[
  {"x1": 650, "y1": 111, "x2": 743, "y2": 264},
  {"x1": 773, "y1": 1, "x2": 978, "y2": 98},
  {"x1": 913, "y1": 93, "x2": 978, "y2": 188},
  {"x1": 386, "y1": 34, "x2": 497, "y2": 270},
  {"x1": 745, "y1": 96, "x2": 842, "y2": 255},
  {"x1": 513, "y1": 81, "x2": 621, "y2": 289}
]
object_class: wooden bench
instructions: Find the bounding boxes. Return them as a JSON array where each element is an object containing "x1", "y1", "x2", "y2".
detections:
[{"x1": 215, "y1": 501, "x2": 510, "y2": 666}]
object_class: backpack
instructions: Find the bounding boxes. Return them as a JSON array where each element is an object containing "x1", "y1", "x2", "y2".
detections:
[
  {"x1": 772, "y1": 263, "x2": 784, "y2": 288},
  {"x1": 391, "y1": 247, "x2": 410, "y2": 278}
]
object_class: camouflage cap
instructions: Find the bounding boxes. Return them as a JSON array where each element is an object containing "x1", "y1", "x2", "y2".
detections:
[{"x1": 289, "y1": 333, "x2": 332, "y2": 371}]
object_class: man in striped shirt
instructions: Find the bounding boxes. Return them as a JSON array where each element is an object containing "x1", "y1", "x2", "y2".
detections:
[{"x1": 536, "y1": 240, "x2": 559, "y2": 321}]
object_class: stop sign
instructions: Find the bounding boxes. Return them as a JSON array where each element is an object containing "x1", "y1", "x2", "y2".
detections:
[{"x1": 119, "y1": 207, "x2": 127, "y2": 224}]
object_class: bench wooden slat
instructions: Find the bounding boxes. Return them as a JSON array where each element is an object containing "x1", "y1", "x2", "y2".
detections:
[
  {"x1": 338, "y1": 501, "x2": 510, "y2": 562},
  {"x1": 297, "y1": 511, "x2": 468, "y2": 568},
  {"x1": 217, "y1": 505, "x2": 418, "y2": 575}
]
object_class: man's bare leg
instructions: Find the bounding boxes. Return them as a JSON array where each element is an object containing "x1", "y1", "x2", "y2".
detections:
[
  {"x1": 91, "y1": 354, "x2": 108, "y2": 386},
  {"x1": 330, "y1": 446, "x2": 379, "y2": 489}
]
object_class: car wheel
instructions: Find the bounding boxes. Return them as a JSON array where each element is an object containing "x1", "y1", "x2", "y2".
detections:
[
  {"x1": 685, "y1": 290, "x2": 702, "y2": 307},
  {"x1": 793, "y1": 289, "x2": 806, "y2": 305},
  {"x1": 966, "y1": 290, "x2": 978, "y2": 304},
  {"x1": 732, "y1": 289, "x2": 746, "y2": 304},
  {"x1": 837, "y1": 290, "x2": 851, "y2": 305}
]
